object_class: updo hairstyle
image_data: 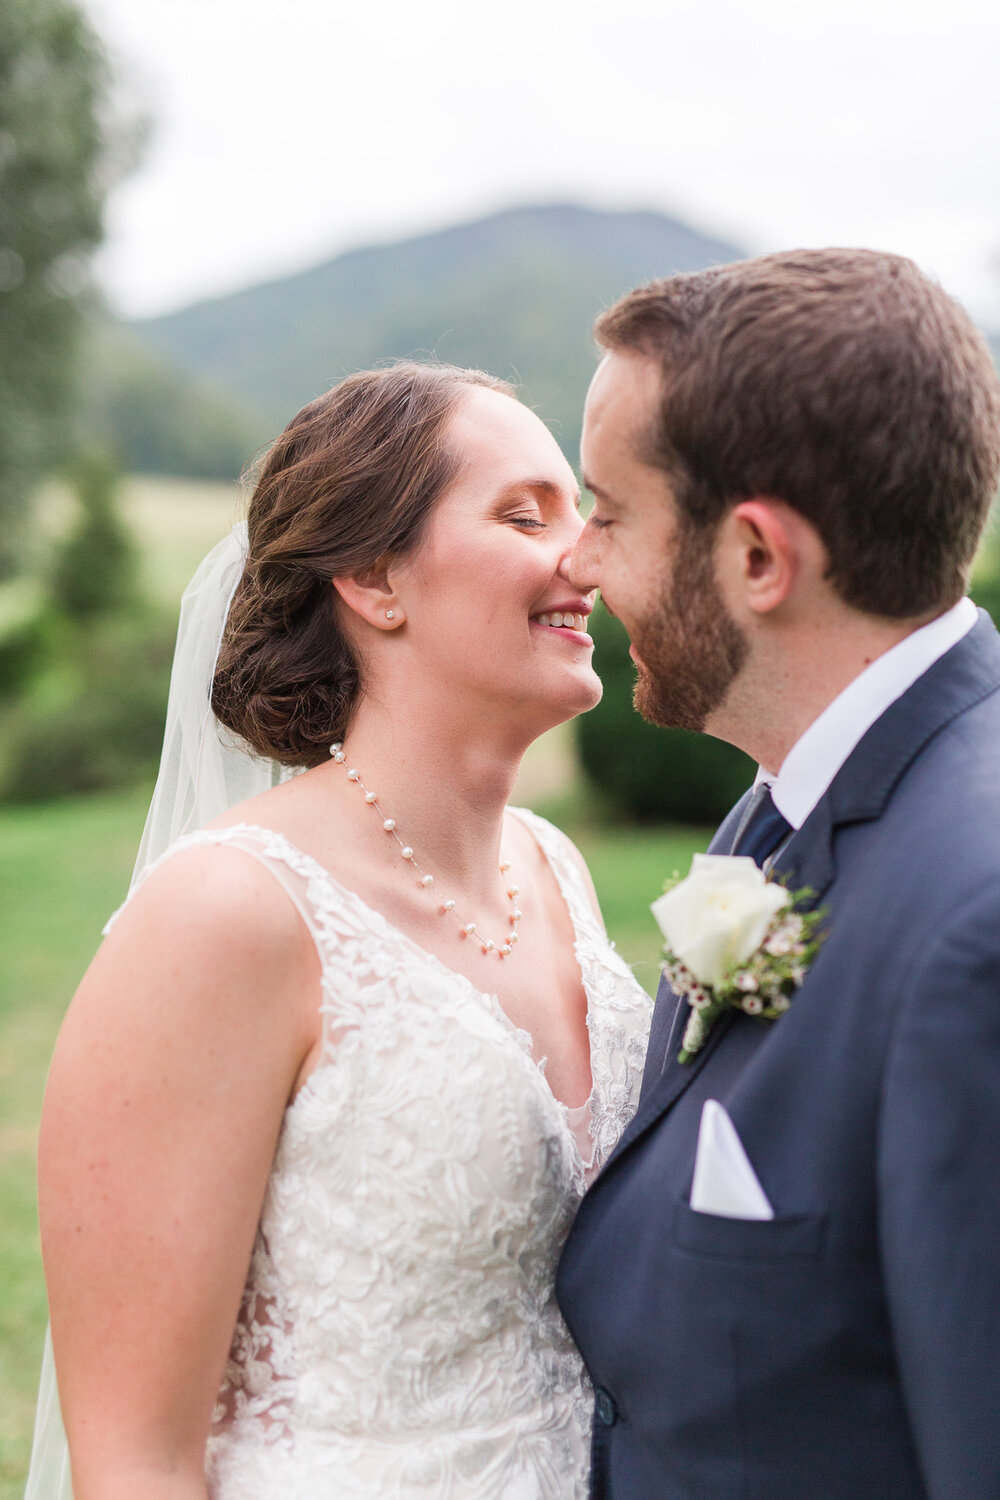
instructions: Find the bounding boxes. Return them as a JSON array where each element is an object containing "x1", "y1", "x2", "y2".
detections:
[{"x1": 212, "y1": 361, "x2": 515, "y2": 767}]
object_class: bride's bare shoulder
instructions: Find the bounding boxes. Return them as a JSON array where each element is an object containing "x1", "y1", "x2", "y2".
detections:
[{"x1": 106, "y1": 837, "x2": 313, "y2": 983}]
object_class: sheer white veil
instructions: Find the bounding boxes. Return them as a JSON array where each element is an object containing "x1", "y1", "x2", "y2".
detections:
[{"x1": 24, "y1": 522, "x2": 281, "y2": 1499}]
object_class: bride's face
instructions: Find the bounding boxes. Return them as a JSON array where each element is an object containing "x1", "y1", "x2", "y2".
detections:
[{"x1": 392, "y1": 386, "x2": 601, "y2": 729}]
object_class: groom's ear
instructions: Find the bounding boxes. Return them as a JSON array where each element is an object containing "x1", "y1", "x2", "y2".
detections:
[{"x1": 721, "y1": 499, "x2": 824, "y2": 617}]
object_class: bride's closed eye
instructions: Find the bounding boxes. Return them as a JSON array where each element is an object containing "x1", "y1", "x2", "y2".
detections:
[{"x1": 508, "y1": 514, "x2": 547, "y2": 530}]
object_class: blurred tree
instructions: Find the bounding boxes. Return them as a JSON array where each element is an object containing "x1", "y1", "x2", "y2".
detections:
[
  {"x1": 50, "y1": 447, "x2": 138, "y2": 618},
  {"x1": 0, "y1": 0, "x2": 125, "y2": 575},
  {"x1": 0, "y1": 447, "x2": 174, "y2": 803}
]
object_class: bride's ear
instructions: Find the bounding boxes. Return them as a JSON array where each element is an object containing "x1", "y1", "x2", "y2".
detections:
[{"x1": 331, "y1": 561, "x2": 405, "y2": 630}]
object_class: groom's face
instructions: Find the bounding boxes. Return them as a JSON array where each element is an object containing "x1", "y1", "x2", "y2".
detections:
[{"x1": 572, "y1": 351, "x2": 747, "y2": 731}]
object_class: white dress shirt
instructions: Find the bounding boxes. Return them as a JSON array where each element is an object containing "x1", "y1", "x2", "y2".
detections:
[{"x1": 756, "y1": 597, "x2": 979, "y2": 830}]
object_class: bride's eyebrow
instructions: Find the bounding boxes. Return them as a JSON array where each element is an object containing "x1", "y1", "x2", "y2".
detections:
[{"x1": 492, "y1": 479, "x2": 577, "y2": 507}]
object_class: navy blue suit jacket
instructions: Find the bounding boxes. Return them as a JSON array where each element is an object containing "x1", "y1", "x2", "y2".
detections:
[{"x1": 557, "y1": 611, "x2": 1000, "y2": 1500}]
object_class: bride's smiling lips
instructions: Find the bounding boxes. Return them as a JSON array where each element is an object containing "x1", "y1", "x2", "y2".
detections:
[{"x1": 529, "y1": 601, "x2": 594, "y2": 640}]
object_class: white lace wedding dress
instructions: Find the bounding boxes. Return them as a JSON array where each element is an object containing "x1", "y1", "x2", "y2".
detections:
[{"x1": 121, "y1": 806, "x2": 651, "y2": 1500}]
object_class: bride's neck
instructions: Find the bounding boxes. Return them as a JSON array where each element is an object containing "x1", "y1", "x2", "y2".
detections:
[{"x1": 329, "y1": 698, "x2": 525, "y2": 892}]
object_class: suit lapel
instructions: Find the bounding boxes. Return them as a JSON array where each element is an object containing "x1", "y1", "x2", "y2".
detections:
[
  {"x1": 601, "y1": 612, "x2": 1000, "y2": 1182},
  {"x1": 639, "y1": 973, "x2": 680, "y2": 1103},
  {"x1": 770, "y1": 799, "x2": 836, "y2": 908},
  {"x1": 709, "y1": 787, "x2": 756, "y2": 857},
  {"x1": 612, "y1": 1007, "x2": 736, "y2": 1165}
]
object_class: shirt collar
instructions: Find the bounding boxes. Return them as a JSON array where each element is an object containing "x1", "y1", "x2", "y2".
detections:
[{"x1": 755, "y1": 597, "x2": 978, "y2": 829}]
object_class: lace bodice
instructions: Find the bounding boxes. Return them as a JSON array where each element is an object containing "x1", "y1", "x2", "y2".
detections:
[{"x1": 125, "y1": 808, "x2": 652, "y2": 1500}]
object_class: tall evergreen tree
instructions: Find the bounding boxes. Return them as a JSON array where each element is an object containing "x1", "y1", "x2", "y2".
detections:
[
  {"x1": 50, "y1": 447, "x2": 138, "y2": 619},
  {"x1": 0, "y1": 0, "x2": 117, "y2": 575}
]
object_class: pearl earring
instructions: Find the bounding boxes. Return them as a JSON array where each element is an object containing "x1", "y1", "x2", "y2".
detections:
[{"x1": 385, "y1": 609, "x2": 395, "y2": 621}]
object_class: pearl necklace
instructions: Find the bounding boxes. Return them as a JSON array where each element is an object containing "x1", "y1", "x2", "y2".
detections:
[{"x1": 329, "y1": 742, "x2": 522, "y2": 958}]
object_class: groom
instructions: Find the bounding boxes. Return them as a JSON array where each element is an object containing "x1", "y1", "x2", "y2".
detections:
[{"x1": 557, "y1": 248, "x2": 1000, "y2": 1499}]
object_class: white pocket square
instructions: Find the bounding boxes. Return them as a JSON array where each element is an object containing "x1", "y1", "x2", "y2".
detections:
[{"x1": 690, "y1": 1099, "x2": 774, "y2": 1220}]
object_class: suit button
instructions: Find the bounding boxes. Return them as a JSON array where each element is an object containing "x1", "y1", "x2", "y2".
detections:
[{"x1": 595, "y1": 1387, "x2": 618, "y2": 1427}]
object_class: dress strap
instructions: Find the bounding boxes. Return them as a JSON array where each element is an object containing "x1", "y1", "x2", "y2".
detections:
[
  {"x1": 507, "y1": 806, "x2": 605, "y2": 943},
  {"x1": 102, "y1": 824, "x2": 375, "y2": 1043},
  {"x1": 104, "y1": 824, "x2": 324, "y2": 943},
  {"x1": 508, "y1": 806, "x2": 635, "y2": 981}
]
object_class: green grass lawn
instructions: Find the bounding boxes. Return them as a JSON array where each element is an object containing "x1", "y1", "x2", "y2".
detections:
[
  {"x1": 0, "y1": 781, "x2": 709, "y2": 1498},
  {"x1": 0, "y1": 785, "x2": 152, "y2": 1499}
]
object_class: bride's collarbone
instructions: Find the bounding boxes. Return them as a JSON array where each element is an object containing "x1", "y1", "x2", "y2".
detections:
[
  {"x1": 373, "y1": 870, "x2": 574, "y2": 1002},
  {"x1": 336, "y1": 854, "x2": 587, "y2": 1046},
  {"x1": 233, "y1": 800, "x2": 587, "y2": 1036}
]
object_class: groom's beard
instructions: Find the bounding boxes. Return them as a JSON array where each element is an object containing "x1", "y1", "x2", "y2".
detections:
[{"x1": 632, "y1": 524, "x2": 748, "y2": 732}]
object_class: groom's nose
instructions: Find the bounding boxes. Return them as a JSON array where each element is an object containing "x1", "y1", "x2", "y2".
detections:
[{"x1": 566, "y1": 520, "x2": 601, "y2": 594}]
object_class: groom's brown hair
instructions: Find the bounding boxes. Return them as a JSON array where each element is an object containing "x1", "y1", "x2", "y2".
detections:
[{"x1": 595, "y1": 249, "x2": 1000, "y2": 618}]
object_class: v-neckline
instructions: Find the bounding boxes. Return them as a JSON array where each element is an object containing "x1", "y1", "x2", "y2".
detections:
[{"x1": 207, "y1": 809, "x2": 597, "y2": 1114}]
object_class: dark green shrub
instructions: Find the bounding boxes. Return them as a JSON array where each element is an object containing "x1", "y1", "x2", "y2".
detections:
[
  {"x1": 0, "y1": 608, "x2": 172, "y2": 802},
  {"x1": 970, "y1": 569, "x2": 1000, "y2": 628},
  {"x1": 577, "y1": 603, "x2": 755, "y2": 825},
  {"x1": 0, "y1": 582, "x2": 54, "y2": 698}
]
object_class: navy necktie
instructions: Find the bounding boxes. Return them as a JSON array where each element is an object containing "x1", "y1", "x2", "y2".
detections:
[{"x1": 733, "y1": 784, "x2": 793, "y2": 869}]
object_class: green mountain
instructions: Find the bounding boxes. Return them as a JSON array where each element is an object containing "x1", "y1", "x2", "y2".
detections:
[{"x1": 132, "y1": 203, "x2": 745, "y2": 461}]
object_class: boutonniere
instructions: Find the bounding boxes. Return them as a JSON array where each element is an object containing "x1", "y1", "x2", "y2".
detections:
[{"x1": 651, "y1": 854, "x2": 826, "y2": 1064}]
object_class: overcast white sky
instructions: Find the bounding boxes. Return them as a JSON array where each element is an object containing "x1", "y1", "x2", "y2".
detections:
[{"x1": 82, "y1": 0, "x2": 1000, "y2": 328}]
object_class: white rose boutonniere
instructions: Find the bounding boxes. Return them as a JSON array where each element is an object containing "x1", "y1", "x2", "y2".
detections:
[{"x1": 651, "y1": 853, "x2": 826, "y2": 1064}]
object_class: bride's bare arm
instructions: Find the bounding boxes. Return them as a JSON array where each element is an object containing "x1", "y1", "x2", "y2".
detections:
[{"x1": 38, "y1": 846, "x2": 321, "y2": 1500}]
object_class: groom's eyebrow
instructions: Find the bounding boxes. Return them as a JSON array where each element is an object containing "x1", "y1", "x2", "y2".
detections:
[{"x1": 582, "y1": 476, "x2": 620, "y2": 510}]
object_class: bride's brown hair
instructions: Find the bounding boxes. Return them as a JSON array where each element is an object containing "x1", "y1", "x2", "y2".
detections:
[{"x1": 213, "y1": 361, "x2": 515, "y2": 767}]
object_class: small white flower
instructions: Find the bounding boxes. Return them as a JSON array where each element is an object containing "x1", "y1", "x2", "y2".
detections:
[
  {"x1": 742, "y1": 995, "x2": 764, "y2": 1015},
  {"x1": 736, "y1": 972, "x2": 759, "y2": 992},
  {"x1": 651, "y1": 854, "x2": 790, "y2": 988}
]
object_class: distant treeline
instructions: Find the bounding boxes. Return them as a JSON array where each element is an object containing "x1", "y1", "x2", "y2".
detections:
[{"x1": 80, "y1": 319, "x2": 270, "y2": 481}]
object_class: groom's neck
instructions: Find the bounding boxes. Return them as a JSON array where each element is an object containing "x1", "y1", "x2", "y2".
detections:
[{"x1": 705, "y1": 605, "x2": 936, "y2": 773}]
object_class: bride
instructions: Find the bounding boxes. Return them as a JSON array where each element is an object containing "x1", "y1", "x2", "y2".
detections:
[{"x1": 28, "y1": 361, "x2": 651, "y2": 1500}]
